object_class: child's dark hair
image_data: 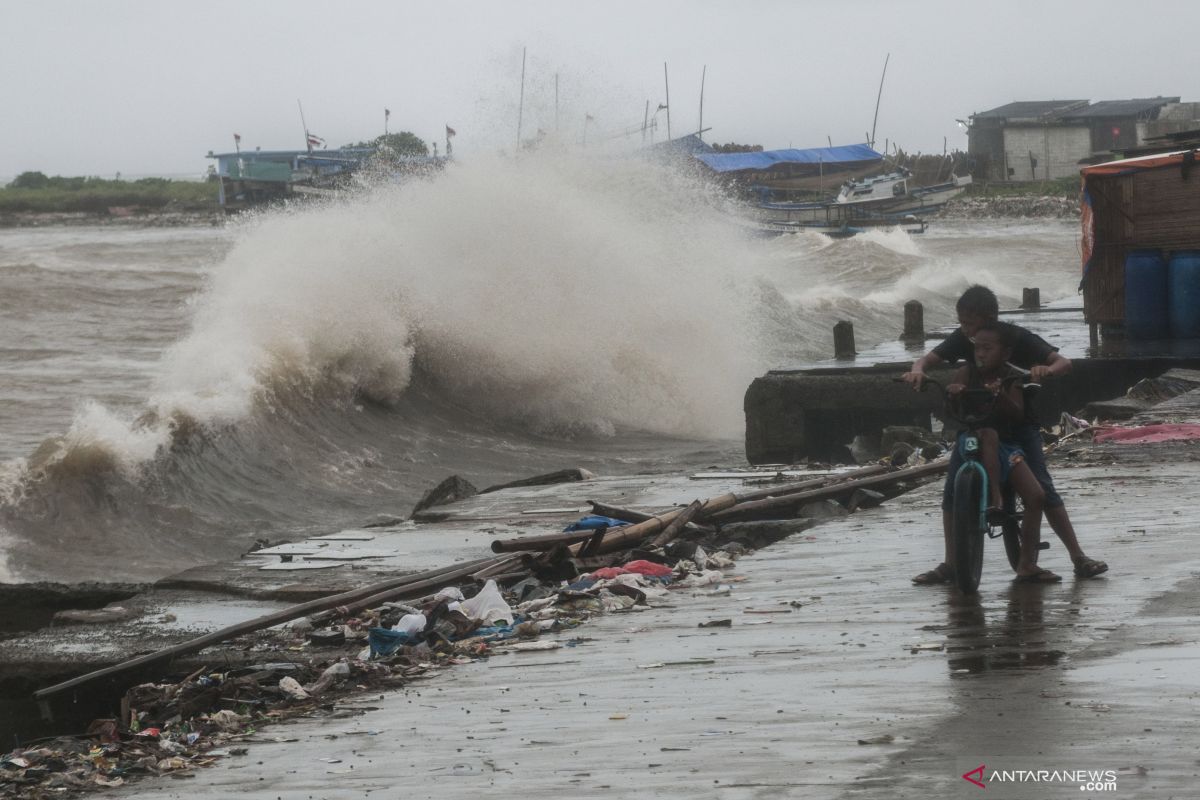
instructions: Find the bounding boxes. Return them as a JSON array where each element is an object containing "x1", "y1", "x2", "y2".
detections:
[
  {"x1": 956, "y1": 285, "x2": 1000, "y2": 318},
  {"x1": 975, "y1": 320, "x2": 1016, "y2": 348}
]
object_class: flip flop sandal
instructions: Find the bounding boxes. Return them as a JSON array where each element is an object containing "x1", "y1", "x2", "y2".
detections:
[
  {"x1": 1073, "y1": 557, "x2": 1109, "y2": 578},
  {"x1": 1014, "y1": 568, "x2": 1062, "y2": 584},
  {"x1": 912, "y1": 563, "x2": 954, "y2": 585}
]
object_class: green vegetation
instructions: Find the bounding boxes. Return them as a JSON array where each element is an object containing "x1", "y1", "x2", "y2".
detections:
[
  {"x1": 964, "y1": 176, "x2": 1080, "y2": 199},
  {"x1": 341, "y1": 132, "x2": 429, "y2": 158},
  {"x1": 0, "y1": 172, "x2": 219, "y2": 214}
]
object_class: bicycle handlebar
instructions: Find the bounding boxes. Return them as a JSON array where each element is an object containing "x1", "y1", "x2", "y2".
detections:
[{"x1": 893, "y1": 373, "x2": 1038, "y2": 429}]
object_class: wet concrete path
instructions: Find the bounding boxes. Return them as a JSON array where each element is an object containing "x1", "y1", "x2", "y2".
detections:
[{"x1": 118, "y1": 447, "x2": 1200, "y2": 799}]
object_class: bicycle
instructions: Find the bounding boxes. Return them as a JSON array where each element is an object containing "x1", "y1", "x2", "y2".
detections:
[{"x1": 901, "y1": 373, "x2": 1048, "y2": 594}]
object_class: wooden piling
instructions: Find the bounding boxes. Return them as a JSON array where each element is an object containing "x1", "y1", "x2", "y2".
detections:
[
  {"x1": 833, "y1": 321, "x2": 856, "y2": 359},
  {"x1": 1021, "y1": 287, "x2": 1041, "y2": 309},
  {"x1": 902, "y1": 300, "x2": 924, "y2": 342}
]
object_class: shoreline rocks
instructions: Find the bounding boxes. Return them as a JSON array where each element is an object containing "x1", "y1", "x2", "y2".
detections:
[{"x1": 940, "y1": 194, "x2": 1079, "y2": 220}]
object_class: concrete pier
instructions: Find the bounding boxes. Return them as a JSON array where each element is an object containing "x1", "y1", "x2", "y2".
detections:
[{"x1": 745, "y1": 302, "x2": 1200, "y2": 463}]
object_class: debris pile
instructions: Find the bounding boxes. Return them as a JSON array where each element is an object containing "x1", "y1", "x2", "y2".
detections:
[{"x1": 5, "y1": 460, "x2": 945, "y2": 798}]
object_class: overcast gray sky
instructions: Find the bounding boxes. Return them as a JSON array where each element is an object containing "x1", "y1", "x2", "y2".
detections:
[{"x1": 1, "y1": 0, "x2": 1196, "y2": 180}]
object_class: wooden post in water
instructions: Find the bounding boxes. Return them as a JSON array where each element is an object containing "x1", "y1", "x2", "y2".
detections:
[
  {"x1": 1021, "y1": 287, "x2": 1041, "y2": 309},
  {"x1": 833, "y1": 321, "x2": 856, "y2": 359},
  {"x1": 902, "y1": 300, "x2": 924, "y2": 343}
]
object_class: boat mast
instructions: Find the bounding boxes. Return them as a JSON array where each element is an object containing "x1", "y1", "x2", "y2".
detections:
[
  {"x1": 517, "y1": 47, "x2": 527, "y2": 153},
  {"x1": 297, "y1": 99, "x2": 311, "y2": 153},
  {"x1": 869, "y1": 53, "x2": 889, "y2": 149},
  {"x1": 663, "y1": 62, "x2": 671, "y2": 141}
]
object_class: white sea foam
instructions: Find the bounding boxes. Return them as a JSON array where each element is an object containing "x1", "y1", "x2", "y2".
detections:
[{"x1": 53, "y1": 154, "x2": 774, "y2": 460}]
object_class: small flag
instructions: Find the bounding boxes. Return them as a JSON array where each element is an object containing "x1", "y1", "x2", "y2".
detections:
[
  {"x1": 585, "y1": 114, "x2": 595, "y2": 122},
  {"x1": 445, "y1": 125, "x2": 456, "y2": 138},
  {"x1": 233, "y1": 133, "x2": 241, "y2": 143},
  {"x1": 385, "y1": 108, "x2": 391, "y2": 119},
  {"x1": 307, "y1": 134, "x2": 325, "y2": 148}
]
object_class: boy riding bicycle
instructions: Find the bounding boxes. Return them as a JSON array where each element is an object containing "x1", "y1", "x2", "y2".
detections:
[
  {"x1": 946, "y1": 322, "x2": 1050, "y2": 582},
  {"x1": 904, "y1": 285, "x2": 1108, "y2": 584}
]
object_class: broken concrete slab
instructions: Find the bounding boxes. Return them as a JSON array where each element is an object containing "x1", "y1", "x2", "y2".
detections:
[{"x1": 410, "y1": 475, "x2": 478, "y2": 517}]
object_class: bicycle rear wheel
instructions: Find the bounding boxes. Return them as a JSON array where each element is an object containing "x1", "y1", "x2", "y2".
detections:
[
  {"x1": 952, "y1": 465, "x2": 986, "y2": 594},
  {"x1": 1001, "y1": 489, "x2": 1022, "y2": 571}
]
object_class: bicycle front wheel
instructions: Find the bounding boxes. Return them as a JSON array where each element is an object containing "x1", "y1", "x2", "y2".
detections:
[{"x1": 952, "y1": 465, "x2": 986, "y2": 594}]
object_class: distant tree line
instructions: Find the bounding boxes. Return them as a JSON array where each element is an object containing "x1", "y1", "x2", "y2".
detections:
[
  {"x1": 1, "y1": 172, "x2": 217, "y2": 214},
  {"x1": 711, "y1": 142, "x2": 763, "y2": 153},
  {"x1": 341, "y1": 132, "x2": 430, "y2": 158}
]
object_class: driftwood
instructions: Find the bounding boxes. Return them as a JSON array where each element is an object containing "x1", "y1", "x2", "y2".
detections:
[
  {"x1": 33, "y1": 555, "x2": 505, "y2": 700},
  {"x1": 491, "y1": 530, "x2": 598, "y2": 554},
  {"x1": 493, "y1": 465, "x2": 892, "y2": 555},
  {"x1": 481, "y1": 467, "x2": 595, "y2": 494},
  {"x1": 650, "y1": 499, "x2": 704, "y2": 548},
  {"x1": 570, "y1": 493, "x2": 741, "y2": 556},
  {"x1": 732, "y1": 464, "x2": 890, "y2": 504},
  {"x1": 586, "y1": 502, "x2": 654, "y2": 524},
  {"x1": 709, "y1": 460, "x2": 948, "y2": 523}
]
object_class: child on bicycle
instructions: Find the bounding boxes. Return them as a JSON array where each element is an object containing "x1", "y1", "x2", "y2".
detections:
[
  {"x1": 946, "y1": 321, "x2": 1053, "y2": 582},
  {"x1": 904, "y1": 285, "x2": 1107, "y2": 584}
]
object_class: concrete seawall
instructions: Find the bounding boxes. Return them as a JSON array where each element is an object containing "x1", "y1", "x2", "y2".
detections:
[{"x1": 745, "y1": 353, "x2": 1200, "y2": 463}]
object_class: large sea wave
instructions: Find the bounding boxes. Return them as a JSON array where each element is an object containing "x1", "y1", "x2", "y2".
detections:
[{"x1": 0, "y1": 153, "x2": 1082, "y2": 581}]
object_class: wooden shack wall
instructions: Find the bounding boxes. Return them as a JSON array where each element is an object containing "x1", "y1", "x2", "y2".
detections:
[{"x1": 1083, "y1": 163, "x2": 1200, "y2": 325}]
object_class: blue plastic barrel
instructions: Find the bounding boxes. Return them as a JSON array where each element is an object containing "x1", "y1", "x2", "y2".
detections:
[
  {"x1": 1125, "y1": 249, "x2": 1168, "y2": 339},
  {"x1": 1168, "y1": 251, "x2": 1200, "y2": 338}
]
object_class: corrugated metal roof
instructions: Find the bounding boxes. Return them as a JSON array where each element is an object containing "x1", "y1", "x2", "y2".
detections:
[
  {"x1": 973, "y1": 100, "x2": 1087, "y2": 120},
  {"x1": 693, "y1": 144, "x2": 882, "y2": 173},
  {"x1": 1061, "y1": 97, "x2": 1179, "y2": 119}
]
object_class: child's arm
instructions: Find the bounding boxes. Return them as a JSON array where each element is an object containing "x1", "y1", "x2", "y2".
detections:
[{"x1": 903, "y1": 351, "x2": 945, "y2": 388}]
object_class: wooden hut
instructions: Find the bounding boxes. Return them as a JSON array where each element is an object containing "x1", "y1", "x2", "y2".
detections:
[{"x1": 1080, "y1": 150, "x2": 1200, "y2": 337}]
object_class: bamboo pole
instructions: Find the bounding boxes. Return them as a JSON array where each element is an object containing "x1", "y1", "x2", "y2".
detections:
[
  {"x1": 573, "y1": 492, "x2": 740, "y2": 556},
  {"x1": 494, "y1": 466, "x2": 890, "y2": 555},
  {"x1": 492, "y1": 530, "x2": 599, "y2": 554},
  {"x1": 650, "y1": 499, "x2": 703, "y2": 548},
  {"x1": 733, "y1": 464, "x2": 891, "y2": 504},
  {"x1": 709, "y1": 460, "x2": 947, "y2": 523},
  {"x1": 33, "y1": 555, "x2": 502, "y2": 700}
]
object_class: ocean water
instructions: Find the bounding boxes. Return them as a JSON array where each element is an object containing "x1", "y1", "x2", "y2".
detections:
[{"x1": 0, "y1": 155, "x2": 1081, "y2": 582}]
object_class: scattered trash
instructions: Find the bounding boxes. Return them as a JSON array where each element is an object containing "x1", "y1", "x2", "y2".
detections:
[
  {"x1": 507, "y1": 641, "x2": 560, "y2": 652},
  {"x1": 5, "y1": 468, "x2": 897, "y2": 800},
  {"x1": 857, "y1": 734, "x2": 895, "y2": 745}
]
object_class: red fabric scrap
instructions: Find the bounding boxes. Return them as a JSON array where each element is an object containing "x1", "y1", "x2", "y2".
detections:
[
  {"x1": 621, "y1": 560, "x2": 673, "y2": 578},
  {"x1": 1092, "y1": 423, "x2": 1200, "y2": 444},
  {"x1": 588, "y1": 567, "x2": 629, "y2": 580}
]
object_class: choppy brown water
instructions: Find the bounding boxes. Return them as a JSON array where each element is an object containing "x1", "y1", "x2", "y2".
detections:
[{"x1": 0, "y1": 156, "x2": 1081, "y2": 581}]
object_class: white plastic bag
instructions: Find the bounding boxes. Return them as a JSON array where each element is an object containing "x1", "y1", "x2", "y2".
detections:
[
  {"x1": 394, "y1": 613, "x2": 427, "y2": 635},
  {"x1": 459, "y1": 579, "x2": 514, "y2": 625}
]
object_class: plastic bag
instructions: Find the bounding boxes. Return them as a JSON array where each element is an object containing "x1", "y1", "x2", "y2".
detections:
[
  {"x1": 394, "y1": 613, "x2": 427, "y2": 635},
  {"x1": 459, "y1": 579, "x2": 514, "y2": 625}
]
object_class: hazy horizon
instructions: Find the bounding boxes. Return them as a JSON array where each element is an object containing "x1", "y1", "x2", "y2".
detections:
[{"x1": 1, "y1": 0, "x2": 1196, "y2": 181}]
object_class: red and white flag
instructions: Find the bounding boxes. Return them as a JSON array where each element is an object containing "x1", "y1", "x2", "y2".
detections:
[
  {"x1": 445, "y1": 125, "x2": 456, "y2": 138},
  {"x1": 307, "y1": 134, "x2": 325, "y2": 148}
]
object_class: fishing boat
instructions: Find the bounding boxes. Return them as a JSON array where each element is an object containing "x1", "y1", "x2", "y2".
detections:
[
  {"x1": 753, "y1": 170, "x2": 972, "y2": 229},
  {"x1": 749, "y1": 212, "x2": 928, "y2": 239}
]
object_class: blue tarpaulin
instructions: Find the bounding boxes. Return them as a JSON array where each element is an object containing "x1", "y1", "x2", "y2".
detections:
[{"x1": 693, "y1": 144, "x2": 883, "y2": 173}]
